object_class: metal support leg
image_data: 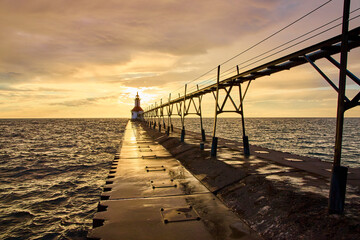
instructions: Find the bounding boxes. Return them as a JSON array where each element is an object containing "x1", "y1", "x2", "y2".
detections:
[
  {"x1": 159, "y1": 100, "x2": 163, "y2": 132},
  {"x1": 181, "y1": 85, "x2": 187, "y2": 142},
  {"x1": 243, "y1": 136, "x2": 250, "y2": 156},
  {"x1": 201, "y1": 129, "x2": 206, "y2": 142},
  {"x1": 166, "y1": 93, "x2": 172, "y2": 136},
  {"x1": 181, "y1": 127, "x2": 185, "y2": 142},
  {"x1": 237, "y1": 66, "x2": 250, "y2": 156},
  {"x1": 211, "y1": 65, "x2": 220, "y2": 157},
  {"x1": 329, "y1": 166, "x2": 348, "y2": 214},
  {"x1": 329, "y1": 0, "x2": 350, "y2": 215},
  {"x1": 197, "y1": 84, "x2": 206, "y2": 142},
  {"x1": 211, "y1": 137, "x2": 218, "y2": 156}
]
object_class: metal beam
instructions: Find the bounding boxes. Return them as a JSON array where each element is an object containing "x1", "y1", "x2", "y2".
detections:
[
  {"x1": 326, "y1": 56, "x2": 360, "y2": 86},
  {"x1": 304, "y1": 54, "x2": 350, "y2": 102}
]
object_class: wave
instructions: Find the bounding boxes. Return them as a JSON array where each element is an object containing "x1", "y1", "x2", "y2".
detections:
[{"x1": 0, "y1": 118, "x2": 128, "y2": 239}]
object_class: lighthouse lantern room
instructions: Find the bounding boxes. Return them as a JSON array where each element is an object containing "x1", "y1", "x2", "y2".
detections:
[{"x1": 131, "y1": 92, "x2": 144, "y2": 120}]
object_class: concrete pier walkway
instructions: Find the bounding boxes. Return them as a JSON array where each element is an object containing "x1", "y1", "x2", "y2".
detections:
[
  {"x1": 88, "y1": 121, "x2": 260, "y2": 240},
  {"x1": 140, "y1": 122, "x2": 360, "y2": 239}
]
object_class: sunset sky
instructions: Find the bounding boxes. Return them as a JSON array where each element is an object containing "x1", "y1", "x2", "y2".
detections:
[{"x1": 0, "y1": 0, "x2": 359, "y2": 118}]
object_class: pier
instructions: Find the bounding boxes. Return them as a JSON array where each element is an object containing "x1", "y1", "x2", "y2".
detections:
[
  {"x1": 88, "y1": 1, "x2": 360, "y2": 238},
  {"x1": 88, "y1": 120, "x2": 360, "y2": 239},
  {"x1": 87, "y1": 121, "x2": 261, "y2": 240},
  {"x1": 143, "y1": 0, "x2": 360, "y2": 214}
]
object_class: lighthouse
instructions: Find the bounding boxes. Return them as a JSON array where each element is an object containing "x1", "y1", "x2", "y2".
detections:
[{"x1": 131, "y1": 92, "x2": 144, "y2": 120}]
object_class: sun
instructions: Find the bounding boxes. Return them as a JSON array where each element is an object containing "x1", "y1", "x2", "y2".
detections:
[{"x1": 117, "y1": 87, "x2": 161, "y2": 108}]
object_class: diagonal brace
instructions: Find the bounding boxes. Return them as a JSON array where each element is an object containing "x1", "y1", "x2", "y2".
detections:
[
  {"x1": 304, "y1": 54, "x2": 350, "y2": 102},
  {"x1": 345, "y1": 91, "x2": 360, "y2": 110},
  {"x1": 326, "y1": 56, "x2": 360, "y2": 86}
]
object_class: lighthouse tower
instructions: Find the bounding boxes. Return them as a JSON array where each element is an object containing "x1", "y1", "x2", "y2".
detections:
[{"x1": 131, "y1": 92, "x2": 144, "y2": 120}]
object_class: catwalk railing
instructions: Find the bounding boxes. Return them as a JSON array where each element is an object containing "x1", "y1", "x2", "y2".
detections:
[{"x1": 143, "y1": 1, "x2": 359, "y2": 215}]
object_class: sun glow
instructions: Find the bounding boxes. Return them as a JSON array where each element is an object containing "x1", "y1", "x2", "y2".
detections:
[{"x1": 117, "y1": 86, "x2": 161, "y2": 107}]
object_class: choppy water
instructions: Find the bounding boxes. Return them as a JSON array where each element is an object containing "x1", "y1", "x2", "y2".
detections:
[
  {"x1": 171, "y1": 118, "x2": 360, "y2": 168},
  {"x1": 0, "y1": 118, "x2": 128, "y2": 240}
]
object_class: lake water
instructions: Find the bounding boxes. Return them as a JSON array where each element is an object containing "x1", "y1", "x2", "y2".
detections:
[
  {"x1": 0, "y1": 118, "x2": 358, "y2": 239},
  {"x1": 0, "y1": 118, "x2": 128, "y2": 239},
  {"x1": 170, "y1": 118, "x2": 360, "y2": 168}
]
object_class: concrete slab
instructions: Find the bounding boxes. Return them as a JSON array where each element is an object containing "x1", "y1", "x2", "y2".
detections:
[
  {"x1": 88, "y1": 194, "x2": 260, "y2": 240},
  {"x1": 89, "y1": 120, "x2": 260, "y2": 240},
  {"x1": 101, "y1": 161, "x2": 209, "y2": 199}
]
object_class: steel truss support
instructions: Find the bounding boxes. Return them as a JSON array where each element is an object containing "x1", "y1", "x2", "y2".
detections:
[
  {"x1": 174, "y1": 93, "x2": 184, "y2": 141},
  {"x1": 304, "y1": 0, "x2": 359, "y2": 214},
  {"x1": 326, "y1": 56, "x2": 360, "y2": 110},
  {"x1": 142, "y1": 0, "x2": 359, "y2": 214},
  {"x1": 210, "y1": 65, "x2": 251, "y2": 157},
  {"x1": 159, "y1": 99, "x2": 165, "y2": 132},
  {"x1": 161, "y1": 106, "x2": 166, "y2": 129},
  {"x1": 175, "y1": 97, "x2": 183, "y2": 121},
  {"x1": 330, "y1": 0, "x2": 351, "y2": 215},
  {"x1": 152, "y1": 106, "x2": 157, "y2": 129},
  {"x1": 181, "y1": 84, "x2": 206, "y2": 146},
  {"x1": 197, "y1": 85, "x2": 206, "y2": 142},
  {"x1": 153, "y1": 103, "x2": 158, "y2": 129},
  {"x1": 151, "y1": 105, "x2": 154, "y2": 128},
  {"x1": 152, "y1": 104, "x2": 156, "y2": 128},
  {"x1": 211, "y1": 66, "x2": 221, "y2": 157},
  {"x1": 149, "y1": 107, "x2": 152, "y2": 127},
  {"x1": 166, "y1": 93, "x2": 174, "y2": 136},
  {"x1": 180, "y1": 85, "x2": 187, "y2": 142}
]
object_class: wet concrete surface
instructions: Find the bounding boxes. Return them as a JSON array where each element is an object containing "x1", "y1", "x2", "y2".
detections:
[
  {"x1": 88, "y1": 121, "x2": 261, "y2": 240},
  {"x1": 141, "y1": 122, "x2": 360, "y2": 239}
]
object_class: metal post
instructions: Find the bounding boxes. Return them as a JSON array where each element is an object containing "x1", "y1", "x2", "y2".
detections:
[
  {"x1": 329, "y1": 0, "x2": 350, "y2": 215},
  {"x1": 153, "y1": 103, "x2": 157, "y2": 129},
  {"x1": 145, "y1": 107, "x2": 147, "y2": 124},
  {"x1": 159, "y1": 99, "x2": 162, "y2": 132},
  {"x1": 237, "y1": 66, "x2": 250, "y2": 156},
  {"x1": 153, "y1": 108, "x2": 155, "y2": 128},
  {"x1": 150, "y1": 106, "x2": 153, "y2": 127},
  {"x1": 162, "y1": 102, "x2": 166, "y2": 129},
  {"x1": 166, "y1": 93, "x2": 171, "y2": 136},
  {"x1": 197, "y1": 84, "x2": 206, "y2": 142},
  {"x1": 211, "y1": 65, "x2": 220, "y2": 157},
  {"x1": 181, "y1": 85, "x2": 187, "y2": 142}
]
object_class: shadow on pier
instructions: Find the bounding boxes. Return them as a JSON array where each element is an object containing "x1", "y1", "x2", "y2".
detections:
[{"x1": 142, "y1": 121, "x2": 360, "y2": 239}]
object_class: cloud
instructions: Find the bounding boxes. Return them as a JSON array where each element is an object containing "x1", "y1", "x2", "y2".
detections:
[
  {"x1": 0, "y1": 72, "x2": 24, "y2": 84},
  {"x1": 0, "y1": 0, "x2": 290, "y2": 85},
  {"x1": 50, "y1": 95, "x2": 118, "y2": 107},
  {"x1": 1, "y1": 0, "x2": 357, "y2": 117}
]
